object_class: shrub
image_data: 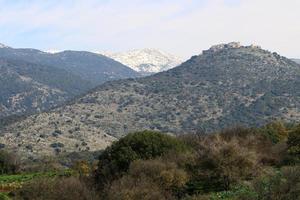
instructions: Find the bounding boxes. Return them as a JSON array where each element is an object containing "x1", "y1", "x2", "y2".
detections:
[
  {"x1": 253, "y1": 166, "x2": 300, "y2": 200},
  {"x1": 13, "y1": 177, "x2": 99, "y2": 200},
  {"x1": 129, "y1": 159, "x2": 188, "y2": 191},
  {"x1": 72, "y1": 160, "x2": 91, "y2": 177},
  {"x1": 0, "y1": 193, "x2": 9, "y2": 200},
  {"x1": 260, "y1": 121, "x2": 288, "y2": 143},
  {"x1": 95, "y1": 131, "x2": 187, "y2": 187},
  {"x1": 201, "y1": 141, "x2": 258, "y2": 190},
  {"x1": 209, "y1": 185, "x2": 257, "y2": 200},
  {"x1": 106, "y1": 175, "x2": 168, "y2": 200},
  {"x1": 183, "y1": 132, "x2": 260, "y2": 193},
  {"x1": 0, "y1": 150, "x2": 20, "y2": 175},
  {"x1": 105, "y1": 157, "x2": 193, "y2": 199},
  {"x1": 50, "y1": 143, "x2": 64, "y2": 148},
  {"x1": 285, "y1": 125, "x2": 300, "y2": 164}
]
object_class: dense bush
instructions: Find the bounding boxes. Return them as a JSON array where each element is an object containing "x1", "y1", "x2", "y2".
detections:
[
  {"x1": 0, "y1": 150, "x2": 20, "y2": 174},
  {"x1": 94, "y1": 126, "x2": 299, "y2": 199},
  {"x1": 72, "y1": 160, "x2": 92, "y2": 177},
  {"x1": 106, "y1": 158, "x2": 189, "y2": 199},
  {"x1": 13, "y1": 177, "x2": 99, "y2": 200},
  {"x1": 0, "y1": 193, "x2": 9, "y2": 200},
  {"x1": 184, "y1": 133, "x2": 260, "y2": 192},
  {"x1": 253, "y1": 166, "x2": 300, "y2": 200},
  {"x1": 107, "y1": 175, "x2": 167, "y2": 200},
  {"x1": 286, "y1": 125, "x2": 300, "y2": 164},
  {"x1": 95, "y1": 130, "x2": 187, "y2": 187},
  {"x1": 5, "y1": 123, "x2": 300, "y2": 200},
  {"x1": 260, "y1": 121, "x2": 288, "y2": 143}
]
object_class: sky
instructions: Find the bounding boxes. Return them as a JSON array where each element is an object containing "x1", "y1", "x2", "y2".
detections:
[{"x1": 0, "y1": 0, "x2": 299, "y2": 59}]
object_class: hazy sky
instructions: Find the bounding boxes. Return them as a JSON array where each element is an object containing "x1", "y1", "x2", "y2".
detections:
[{"x1": 0, "y1": 0, "x2": 299, "y2": 59}]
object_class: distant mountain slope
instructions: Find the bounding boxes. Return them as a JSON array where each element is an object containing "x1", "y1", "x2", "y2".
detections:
[
  {"x1": 0, "y1": 44, "x2": 140, "y2": 118},
  {"x1": 0, "y1": 45, "x2": 139, "y2": 85},
  {"x1": 1, "y1": 42, "x2": 300, "y2": 158},
  {"x1": 292, "y1": 59, "x2": 300, "y2": 64},
  {"x1": 102, "y1": 49, "x2": 182, "y2": 75},
  {"x1": 47, "y1": 51, "x2": 140, "y2": 84},
  {"x1": 0, "y1": 58, "x2": 92, "y2": 118}
]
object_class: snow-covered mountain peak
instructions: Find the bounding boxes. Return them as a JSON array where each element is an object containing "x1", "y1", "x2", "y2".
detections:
[
  {"x1": 101, "y1": 48, "x2": 182, "y2": 75},
  {"x1": 0, "y1": 43, "x2": 10, "y2": 48}
]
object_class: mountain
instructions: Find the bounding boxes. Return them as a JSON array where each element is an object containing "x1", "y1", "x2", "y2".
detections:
[
  {"x1": 0, "y1": 44, "x2": 140, "y2": 118},
  {"x1": 1, "y1": 42, "x2": 300, "y2": 158},
  {"x1": 0, "y1": 46, "x2": 139, "y2": 85},
  {"x1": 102, "y1": 49, "x2": 182, "y2": 75}
]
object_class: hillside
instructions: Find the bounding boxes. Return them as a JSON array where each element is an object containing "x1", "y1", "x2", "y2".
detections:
[
  {"x1": 0, "y1": 58, "x2": 92, "y2": 119},
  {"x1": 0, "y1": 44, "x2": 140, "y2": 118},
  {"x1": 102, "y1": 48, "x2": 182, "y2": 75},
  {"x1": 0, "y1": 45, "x2": 140, "y2": 85},
  {"x1": 1, "y1": 42, "x2": 300, "y2": 158}
]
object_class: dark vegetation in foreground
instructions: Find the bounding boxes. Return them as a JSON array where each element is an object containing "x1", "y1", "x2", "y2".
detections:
[{"x1": 0, "y1": 121, "x2": 299, "y2": 200}]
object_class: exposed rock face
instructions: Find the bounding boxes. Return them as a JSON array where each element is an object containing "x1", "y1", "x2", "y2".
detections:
[
  {"x1": 203, "y1": 42, "x2": 261, "y2": 54},
  {"x1": 204, "y1": 42, "x2": 241, "y2": 53},
  {"x1": 1, "y1": 43, "x2": 300, "y2": 158}
]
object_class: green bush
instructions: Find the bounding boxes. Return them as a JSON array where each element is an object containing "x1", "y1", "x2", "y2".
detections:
[
  {"x1": 286, "y1": 126, "x2": 300, "y2": 164},
  {"x1": 0, "y1": 193, "x2": 10, "y2": 200},
  {"x1": 260, "y1": 121, "x2": 288, "y2": 143},
  {"x1": 95, "y1": 131, "x2": 187, "y2": 187}
]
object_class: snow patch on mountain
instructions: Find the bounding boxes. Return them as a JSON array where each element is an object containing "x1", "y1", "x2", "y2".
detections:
[
  {"x1": 0, "y1": 43, "x2": 9, "y2": 48},
  {"x1": 101, "y1": 48, "x2": 182, "y2": 75},
  {"x1": 45, "y1": 49, "x2": 63, "y2": 54}
]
